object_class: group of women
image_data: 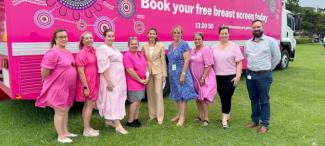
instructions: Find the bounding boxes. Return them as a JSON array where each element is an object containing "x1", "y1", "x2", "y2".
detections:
[{"x1": 35, "y1": 25, "x2": 243, "y2": 143}]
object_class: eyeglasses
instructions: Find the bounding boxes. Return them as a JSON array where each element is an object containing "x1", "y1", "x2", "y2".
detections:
[{"x1": 56, "y1": 36, "x2": 68, "y2": 39}]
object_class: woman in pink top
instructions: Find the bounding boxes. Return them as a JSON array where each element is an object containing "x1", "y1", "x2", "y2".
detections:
[
  {"x1": 212, "y1": 26, "x2": 244, "y2": 129},
  {"x1": 123, "y1": 37, "x2": 148, "y2": 128},
  {"x1": 190, "y1": 32, "x2": 217, "y2": 126},
  {"x1": 35, "y1": 29, "x2": 77, "y2": 143},
  {"x1": 75, "y1": 32, "x2": 99, "y2": 137},
  {"x1": 96, "y1": 29, "x2": 128, "y2": 134}
]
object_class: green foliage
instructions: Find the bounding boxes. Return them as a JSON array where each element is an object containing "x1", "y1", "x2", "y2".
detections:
[
  {"x1": 286, "y1": 0, "x2": 300, "y2": 13},
  {"x1": 296, "y1": 37, "x2": 312, "y2": 44},
  {"x1": 286, "y1": 0, "x2": 325, "y2": 35}
]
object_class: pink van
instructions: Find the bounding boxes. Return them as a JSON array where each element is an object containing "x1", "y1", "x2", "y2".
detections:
[{"x1": 0, "y1": 0, "x2": 297, "y2": 100}]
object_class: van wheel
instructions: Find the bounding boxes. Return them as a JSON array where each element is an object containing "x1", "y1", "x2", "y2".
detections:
[
  {"x1": 279, "y1": 49, "x2": 289, "y2": 70},
  {"x1": 163, "y1": 77, "x2": 170, "y2": 97}
]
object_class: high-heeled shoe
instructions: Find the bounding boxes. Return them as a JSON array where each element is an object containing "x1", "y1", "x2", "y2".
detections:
[
  {"x1": 115, "y1": 126, "x2": 128, "y2": 135},
  {"x1": 221, "y1": 120, "x2": 229, "y2": 129},
  {"x1": 176, "y1": 118, "x2": 185, "y2": 127},
  {"x1": 170, "y1": 116, "x2": 179, "y2": 122},
  {"x1": 105, "y1": 120, "x2": 116, "y2": 128},
  {"x1": 202, "y1": 120, "x2": 209, "y2": 127}
]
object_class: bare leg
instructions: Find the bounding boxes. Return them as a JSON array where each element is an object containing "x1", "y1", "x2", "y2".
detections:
[
  {"x1": 202, "y1": 102, "x2": 209, "y2": 126},
  {"x1": 196, "y1": 100, "x2": 203, "y2": 120},
  {"x1": 54, "y1": 108, "x2": 66, "y2": 139},
  {"x1": 128, "y1": 101, "x2": 140, "y2": 123},
  {"x1": 176, "y1": 100, "x2": 186, "y2": 127},
  {"x1": 222, "y1": 113, "x2": 229, "y2": 126},
  {"x1": 171, "y1": 101, "x2": 180, "y2": 122},
  {"x1": 62, "y1": 107, "x2": 71, "y2": 135},
  {"x1": 135, "y1": 102, "x2": 141, "y2": 120},
  {"x1": 83, "y1": 99, "x2": 97, "y2": 132}
]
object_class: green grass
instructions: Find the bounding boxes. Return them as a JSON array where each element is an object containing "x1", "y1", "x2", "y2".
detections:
[{"x1": 1, "y1": 44, "x2": 325, "y2": 146}]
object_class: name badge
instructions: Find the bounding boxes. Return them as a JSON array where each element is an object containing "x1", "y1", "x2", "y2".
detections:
[
  {"x1": 172, "y1": 64, "x2": 176, "y2": 71},
  {"x1": 247, "y1": 75, "x2": 252, "y2": 80}
]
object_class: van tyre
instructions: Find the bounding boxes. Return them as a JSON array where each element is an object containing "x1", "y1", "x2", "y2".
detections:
[{"x1": 279, "y1": 49, "x2": 289, "y2": 70}]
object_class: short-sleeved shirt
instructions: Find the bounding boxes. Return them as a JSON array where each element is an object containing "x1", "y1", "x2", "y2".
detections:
[
  {"x1": 35, "y1": 48, "x2": 77, "y2": 108},
  {"x1": 212, "y1": 42, "x2": 244, "y2": 75},
  {"x1": 123, "y1": 51, "x2": 147, "y2": 91}
]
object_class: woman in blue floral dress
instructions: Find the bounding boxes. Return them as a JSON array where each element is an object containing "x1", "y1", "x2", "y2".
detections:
[{"x1": 167, "y1": 25, "x2": 197, "y2": 127}]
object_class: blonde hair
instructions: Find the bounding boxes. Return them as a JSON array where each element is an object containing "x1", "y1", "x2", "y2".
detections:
[
  {"x1": 171, "y1": 25, "x2": 183, "y2": 35},
  {"x1": 128, "y1": 37, "x2": 139, "y2": 46},
  {"x1": 79, "y1": 31, "x2": 93, "y2": 49}
]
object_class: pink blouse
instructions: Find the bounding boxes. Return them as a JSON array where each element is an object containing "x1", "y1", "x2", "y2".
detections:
[
  {"x1": 123, "y1": 51, "x2": 147, "y2": 91},
  {"x1": 212, "y1": 42, "x2": 244, "y2": 75}
]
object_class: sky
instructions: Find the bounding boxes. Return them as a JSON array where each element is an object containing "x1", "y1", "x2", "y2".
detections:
[{"x1": 299, "y1": 0, "x2": 325, "y2": 8}]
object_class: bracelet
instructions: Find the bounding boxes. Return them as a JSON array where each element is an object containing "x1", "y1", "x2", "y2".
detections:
[
  {"x1": 146, "y1": 71, "x2": 149, "y2": 77},
  {"x1": 182, "y1": 72, "x2": 186, "y2": 75},
  {"x1": 83, "y1": 86, "x2": 88, "y2": 90}
]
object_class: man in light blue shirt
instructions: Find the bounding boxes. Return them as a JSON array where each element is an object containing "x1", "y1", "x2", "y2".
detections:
[{"x1": 244, "y1": 19, "x2": 281, "y2": 134}]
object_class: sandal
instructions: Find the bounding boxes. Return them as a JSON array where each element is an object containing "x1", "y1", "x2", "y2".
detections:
[
  {"x1": 220, "y1": 121, "x2": 229, "y2": 129},
  {"x1": 202, "y1": 120, "x2": 209, "y2": 126},
  {"x1": 194, "y1": 116, "x2": 203, "y2": 122}
]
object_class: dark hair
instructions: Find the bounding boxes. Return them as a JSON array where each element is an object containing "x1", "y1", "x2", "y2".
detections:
[
  {"x1": 79, "y1": 31, "x2": 92, "y2": 49},
  {"x1": 50, "y1": 29, "x2": 66, "y2": 48},
  {"x1": 103, "y1": 28, "x2": 114, "y2": 38},
  {"x1": 251, "y1": 19, "x2": 264, "y2": 25},
  {"x1": 148, "y1": 28, "x2": 159, "y2": 44},
  {"x1": 194, "y1": 32, "x2": 204, "y2": 40},
  {"x1": 128, "y1": 37, "x2": 139, "y2": 46},
  {"x1": 218, "y1": 25, "x2": 230, "y2": 34}
]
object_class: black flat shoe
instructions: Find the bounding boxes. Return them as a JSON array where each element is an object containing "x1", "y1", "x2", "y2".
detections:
[
  {"x1": 134, "y1": 119, "x2": 141, "y2": 126},
  {"x1": 125, "y1": 121, "x2": 140, "y2": 128}
]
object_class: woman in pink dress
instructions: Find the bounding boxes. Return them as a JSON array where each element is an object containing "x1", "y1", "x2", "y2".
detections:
[
  {"x1": 190, "y1": 32, "x2": 217, "y2": 126},
  {"x1": 123, "y1": 37, "x2": 148, "y2": 128},
  {"x1": 75, "y1": 32, "x2": 99, "y2": 137},
  {"x1": 35, "y1": 29, "x2": 77, "y2": 143},
  {"x1": 212, "y1": 26, "x2": 244, "y2": 129},
  {"x1": 96, "y1": 29, "x2": 128, "y2": 134}
]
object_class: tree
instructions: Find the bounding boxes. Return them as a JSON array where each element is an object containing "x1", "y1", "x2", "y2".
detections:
[
  {"x1": 286, "y1": 0, "x2": 301, "y2": 14},
  {"x1": 286, "y1": 0, "x2": 325, "y2": 37}
]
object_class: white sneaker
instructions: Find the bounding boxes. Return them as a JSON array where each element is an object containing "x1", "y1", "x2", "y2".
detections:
[
  {"x1": 83, "y1": 130, "x2": 99, "y2": 137},
  {"x1": 65, "y1": 133, "x2": 78, "y2": 137},
  {"x1": 57, "y1": 137, "x2": 73, "y2": 143}
]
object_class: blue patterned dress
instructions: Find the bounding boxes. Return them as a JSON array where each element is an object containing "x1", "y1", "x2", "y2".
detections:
[{"x1": 167, "y1": 41, "x2": 197, "y2": 101}]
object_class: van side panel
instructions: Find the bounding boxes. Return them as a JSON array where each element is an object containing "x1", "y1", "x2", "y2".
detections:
[{"x1": 4, "y1": 0, "x2": 282, "y2": 100}]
